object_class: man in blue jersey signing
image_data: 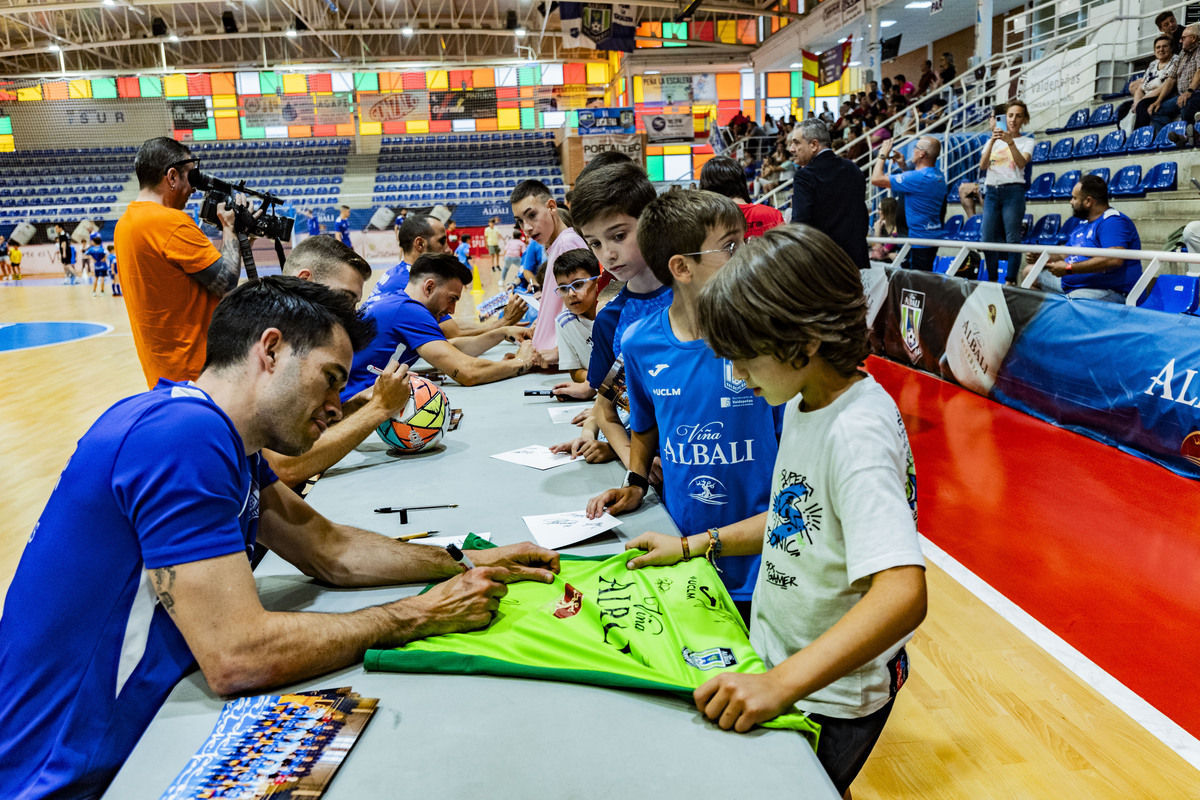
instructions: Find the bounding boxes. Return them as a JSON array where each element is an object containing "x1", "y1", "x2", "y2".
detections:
[{"x1": 0, "y1": 276, "x2": 559, "y2": 800}]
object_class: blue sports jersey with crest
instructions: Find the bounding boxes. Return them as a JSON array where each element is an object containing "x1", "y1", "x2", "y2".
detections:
[
  {"x1": 85, "y1": 244, "x2": 108, "y2": 272},
  {"x1": 586, "y1": 284, "x2": 673, "y2": 389},
  {"x1": 621, "y1": 308, "x2": 781, "y2": 601},
  {"x1": 0, "y1": 380, "x2": 275, "y2": 799},
  {"x1": 363, "y1": 259, "x2": 411, "y2": 310},
  {"x1": 335, "y1": 217, "x2": 351, "y2": 246},
  {"x1": 342, "y1": 291, "x2": 446, "y2": 400}
]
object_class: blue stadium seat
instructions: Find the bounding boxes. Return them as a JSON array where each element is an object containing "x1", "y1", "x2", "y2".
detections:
[
  {"x1": 1156, "y1": 121, "x2": 1189, "y2": 149},
  {"x1": 933, "y1": 256, "x2": 953, "y2": 273},
  {"x1": 1031, "y1": 140, "x2": 1051, "y2": 163},
  {"x1": 1088, "y1": 167, "x2": 1110, "y2": 185},
  {"x1": 1098, "y1": 129, "x2": 1126, "y2": 155},
  {"x1": 1051, "y1": 170, "x2": 1081, "y2": 198},
  {"x1": 1143, "y1": 161, "x2": 1177, "y2": 192},
  {"x1": 1072, "y1": 133, "x2": 1099, "y2": 159},
  {"x1": 1027, "y1": 173, "x2": 1055, "y2": 200},
  {"x1": 1126, "y1": 125, "x2": 1156, "y2": 152},
  {"x1": 960, "y1": 214, "x2": 983, "y2": 241},
  {"x1": 1109, "y1": 164, "x2": 1144, "y2": 197},
  {"x1": 944, "y1": 214, "x2": 964, "y2": 239},
  {"x1": 1138, "y1": 275, "x2": 1200, "y2": 313},
  {"x1": 1049, "y1": 137, "x2": 1075, "y2": 161},
  {"x1": 1047, "y1": 107, "x2": 1089, "y2": 135},
  {"x1": 1026, "y1": 213, "x2": 1060, "y2": 245}
]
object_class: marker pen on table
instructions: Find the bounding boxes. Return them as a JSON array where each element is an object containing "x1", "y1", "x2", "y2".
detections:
[
  {"x1": 446, "y1": 544, "x2": 475, "y2": 570},
  {"x1": 524, "y1": 389, "x2": 553, "y2": 396}
]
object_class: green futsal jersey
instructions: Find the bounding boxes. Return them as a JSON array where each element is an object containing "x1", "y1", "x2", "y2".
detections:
[{"x1": 365, "y1": 538, "x2": 820, "y2": 746}]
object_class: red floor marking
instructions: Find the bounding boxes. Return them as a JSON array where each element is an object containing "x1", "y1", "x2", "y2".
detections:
[{"x1": 867, "y1": 356, "x2": 1200, "y2": 738}]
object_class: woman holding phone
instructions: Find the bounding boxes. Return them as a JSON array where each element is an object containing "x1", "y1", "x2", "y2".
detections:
[{"x1": 977, "y1": 99, "x2": 1035, "y2": 283}]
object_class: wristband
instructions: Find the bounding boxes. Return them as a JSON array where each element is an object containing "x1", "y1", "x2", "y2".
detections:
[
  {"x1": 1064, "y1": 262, "x2": 1073, "y2": 272},
  {"x1": 622, "y1": 470, "x2": 649, "y2": 491},
  {"x1": 680, "y1": 536, "x2": 691, "y2": 561}
]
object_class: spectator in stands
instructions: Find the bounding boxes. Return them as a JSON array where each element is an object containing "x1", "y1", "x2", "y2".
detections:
[
  {"x1": 700, "y1": 155, "x2": 784, "y2": 238},
  {"x1": 819, "y1": 102, "x2": 835, "y2": 124},
  {"x1": 915, "y1": 60, "x2": 936, "y2": 98},
  {"x1": 1163, "y1": 25, "x2": 1200, "y2": 146},
  {"x1": 115, "y1": 137, "x2": 245, "y2": 387},
  {"x1": 896, "y1": 74, "x2": 915, "y2": 97},
  {"x1": 335, "y1": 205, "x2": 352, "y2": 248},
  {"x1": 871, "y1": 137, "x2": 947, "y2": 272},
  {"x1": 511, "y1": 179, "x2": 589, "y2": 368},
  {"x1": 870, "y1": 198, "x2": 901, "y2": 263},
  {"x1": 978, "y1": 100, "x2": 1035, "y2": 283},
  {"x1": 1023, "y1": 175, "x2": 1141, "y2": 303},
  {"x1": 1134, "y1": 34, "x2": 1181, "y2": 132},
  {"x1": 1159, "y1": 9, "x2": 1184, "y2": 54},
  {"x1": 789, "y1": 119, "x2": 870, "y2": 269},
  {"x1": 343, "y1": 253, "x2": 534, "y2": 394}
]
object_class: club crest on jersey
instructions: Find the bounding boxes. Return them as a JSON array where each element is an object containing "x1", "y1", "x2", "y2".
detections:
[
  {"x1": 687, "y1": 475, "x2": 728, "y2": 505},
  {"x1": 723, "y1": 361, "x2": 747, "y2": 393},
  {"x1": 551, "y1": 583, "x2": 584, "y2": 619},
  {"x1": 682, "y1": 646, "x2": 738, "y2": 671},
  {"x1": 900, "y1": 289, "x2": 925, "y2": 362},
  {"x1": 720, "y1": 360, "x2": 755, "y2": 408}
]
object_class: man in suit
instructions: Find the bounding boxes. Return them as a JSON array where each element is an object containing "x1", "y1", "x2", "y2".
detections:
[{"x1": 788, "y1": 119, "x2": 869, "y2": 269}]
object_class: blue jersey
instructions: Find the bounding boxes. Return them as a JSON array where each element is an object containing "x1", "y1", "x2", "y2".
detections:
[
  {"x1": 522, "y1": 239, "x2": 545, "y2": 276},
  {"x1": 342, "y1": 291, "x2": 446, "y2": 400},
  {"x1": 891, "y1": 166, "x2": 947, "y2": 247},
  {"x1": 622, "y1": 308, "x2": 780, "y2": 600},
  {"x1": 0, "y1": 380, "x2": 275, "y2": 798},
  {"x1": 586, "y1": 284, "x2": 673, "y2": 389},
  {"x1": 363, "y1": 260, "x2": 411, "y2": 311},
  {"x1": 85, "y1": 244, "x2": 107, "y2": 269},
  {"x1": 455, "y1": 241, "x2": 471, "y2": 265},
  {"x1": 1061, "y1": 208, "x2": 1142, "y2": 293},
  {"x1": 307, "y1": 214, "x2": 321, "y2": 236},
  {"x1": 335, "y1": 217, "x2": 351, "y2": 246}
]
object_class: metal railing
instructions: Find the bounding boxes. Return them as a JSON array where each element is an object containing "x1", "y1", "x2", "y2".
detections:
[{"x1": 865, "y1": 235, "x2": 1200, "y2": 307}]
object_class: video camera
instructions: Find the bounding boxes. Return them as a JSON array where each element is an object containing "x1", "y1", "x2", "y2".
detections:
[{"x1": 192, "y1": 169, "x2": 293, "y2": 241}]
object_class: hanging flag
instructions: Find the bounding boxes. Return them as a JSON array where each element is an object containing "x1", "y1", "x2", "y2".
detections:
[
  {"x1": 560, "y1": 2, "x2": 636, "y2": 53},
  {"x1": 801, "y1": 49, "x2": 819, "y2": 83}
]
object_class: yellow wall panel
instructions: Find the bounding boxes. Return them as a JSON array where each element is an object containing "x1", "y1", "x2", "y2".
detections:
[
  {"x1": 427, "y1": 70, "x2": 449, "y2": 90},
  {"x1": 406, "y1": 120, "x2": 429, "y2": 133},
  {"x1": 163, "y1": 74, "x2": 188, "y2": 97},
  {"x1": 586, "y1": 62, "x2": 608, "y2": 85},
  {"x1": 281, "y1": 74, "x2": 308, "y2": 94},
  {"x1": 359, "y1": 121, "x2": 382, "y2": 136},
  {"x1": 69, "y1": 79, "x2": 92, "y2": 99},
  {"x1": 17, "y1": 87, "x2": 42, "y2": 101},
  {"x1": 497, "y1": 108, "x2": 520, "y2": 130}
]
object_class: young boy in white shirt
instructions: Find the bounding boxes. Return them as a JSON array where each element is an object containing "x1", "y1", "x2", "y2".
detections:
[{"x1": 624, "y1": 224, "x2": 927, "y2": 797}]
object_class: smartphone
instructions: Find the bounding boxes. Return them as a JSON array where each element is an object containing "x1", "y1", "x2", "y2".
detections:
[{"x1": 995, "y1": 116, "x2": 1007, "y2": 131}]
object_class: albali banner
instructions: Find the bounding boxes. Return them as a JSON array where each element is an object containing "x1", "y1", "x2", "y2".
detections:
[
  {"x1": 359, "y1": 92, "x2": 430, "y2": 124},
  {"x1": 582, "y1": 132, "x2": 643, "y2": 163},
  {"x1": 867, "y1": 267, "x2": 1200, "y2": 480}
]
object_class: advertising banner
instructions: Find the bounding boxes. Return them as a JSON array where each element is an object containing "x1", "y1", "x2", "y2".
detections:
[
  {"x1": 642, "y1": 75, "x2": 695, "y2": 105},
  {"x1": 240, "y1": 95, "x2": 316, "y2": 127},
  {"x1": 534, "y1": 85, "x2": 605, "y2": 111},
  {"x1": 168, "y1": 99, "x2": 209, "y2": 130},
  {"x1": 313, "y1": 94, "x2": 354, "y2": 126},
  {"x1": 645, "y1": 113, "x2": 695, "y2": 143},
  {"x1": 582, "y1": 133, "x2": 643, "y2": 163},
  {"x1": 359, "y1": 92, "x2": 430, "y2": 124},
  {"x1": 818, "y1": 42, "x2": 853, "y2": 87},
  {"x1": 578, "y1": 106, "x2": 636, "y2": 134},
  {"x1": 430, "y1": 89, "x2": 497, "y2": 120}
]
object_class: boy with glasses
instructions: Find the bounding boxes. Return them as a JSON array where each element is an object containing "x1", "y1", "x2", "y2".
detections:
[
  {"x1": 551, "y1": 248, "x2": 602, "y2": 388},
  {"x1": 585, "y1": 190, "x2": 781, "y2": 618}
]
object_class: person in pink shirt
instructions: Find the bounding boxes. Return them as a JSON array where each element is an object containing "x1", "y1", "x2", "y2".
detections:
[{"x1": 502, "y1": 231, "x2": 527, "y2": 285}]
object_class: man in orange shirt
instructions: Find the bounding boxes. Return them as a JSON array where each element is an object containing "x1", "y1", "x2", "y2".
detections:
[{"x1": 116, "y1": 137, "x2": 243, "y2": 387}]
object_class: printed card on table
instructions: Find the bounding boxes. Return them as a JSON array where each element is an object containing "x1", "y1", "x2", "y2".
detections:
[
  {"x1": 522, "y1": 510, "x2": 622, "y2": 549},
  {"x1": 490, "y1": 445, "x2": 574, "y2": 470}
]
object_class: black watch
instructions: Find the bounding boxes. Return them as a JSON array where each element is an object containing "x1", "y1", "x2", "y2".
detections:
[{"x1": 622, "y1": 470, "x2": 649, "y2": 491}]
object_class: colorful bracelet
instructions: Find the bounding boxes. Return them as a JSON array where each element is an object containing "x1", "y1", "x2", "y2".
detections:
[{"x1": 705, "y1": 527, "x2": 723, "y2": 572}]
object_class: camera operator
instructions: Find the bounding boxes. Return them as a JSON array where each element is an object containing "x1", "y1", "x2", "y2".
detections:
[{"x1": 115, "y1": 137, "x2": 247, "y2": 388}]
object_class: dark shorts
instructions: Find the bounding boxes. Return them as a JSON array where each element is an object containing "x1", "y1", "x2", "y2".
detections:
[{"x1": 94, "y1": 267, "x2": 109, "y2": 277}]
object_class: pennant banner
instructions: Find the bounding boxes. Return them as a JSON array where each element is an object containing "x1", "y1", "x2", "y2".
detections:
[{"x1": 561, "y1": 2, "x2": 636, "y2": 52}]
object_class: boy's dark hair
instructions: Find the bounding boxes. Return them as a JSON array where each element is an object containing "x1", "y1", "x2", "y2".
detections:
[
  {"x1": 1078, "y1": 174, "x2": 1109, "y2": 204},
  {"x1": 636, "y1": 190, "x2": 745, "y2": 287},
  {"x1": 340, "y1": 205, "x2": 350, "y2": 211},
  {"x1": 285, "y1": 235, "x2": 371, "y2": 281},
  {"x1": 409, "y1": 252, "x2": 472, "y2": 285},
  {"x1": 204, "y1": 275, "x2": 374, "y2": 372},
  {"x1": 553, "y1": 248, "x2": 601, "y2": 281},
  {"x1": 510, "y1": 179, "x2": 553, "y2": 207},
  {"x1": 570, "y1": 161, "x2": 657, "y2": 232},
  {"x1": 699, "y1": 156, "x2": 751, "y2": 203},
  {"x1": 578, "y1": 149, "x2": 634, "y2": 180},
  {"x1": 134, "y1": 137, "x2": 193, "y2": 189},
  {"x1": 697, "y1": 224, "x2": 868, "y2": 377},
  {"x1": 1156, "y1": 10, "x2": 1177, "y2": 27},
  {"x1": 397, "y1": 214, "x2": 436, "y2": 252}
]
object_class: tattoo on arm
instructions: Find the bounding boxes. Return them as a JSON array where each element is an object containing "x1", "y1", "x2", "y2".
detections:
[
  {"x1": 451, "y1": 369, "x2": 460, "y2": 382},
  {"x1": 191, "y1": 237, "x2": 242, "y2": 297},
  {"x1": 152, "y1": 566, "x2": 178, "y2": 616}
]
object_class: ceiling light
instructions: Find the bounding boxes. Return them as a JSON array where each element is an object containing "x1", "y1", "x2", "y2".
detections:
[
  {"x1": 514, "y1": 26, "x2": 527, "y2": 36},
  {"x1": 644, "y1": 70, "x2": 660, "y2": 75},
  {"x1": 789, "y1": 62, "x2": 801, "y2": 68},
  {"x1": 48, "y1": 43, "x2": 61, "y2": 51},
  {"x1": 401, "y1": 26, "x2": 414, "y2": 35},
  {"x1": 168, "y1": 33, "x2": 179, "y2": 41},
  {"x1": 848, "y1": 61, "x2": 861, "y2": 66},
  {"x1": 905, "y1": 1, "x2": 932, "y2": 7},
  {"x1": 880, "y1": 20, "x2": 897, "y2": 27},
  {"x1": 103, "y1": 0, "x2": 115, "y2": 5},
  {"x1": 285, "y1": 28, "x2": 298, "y2": 37},
  {"x1": 738, "y1": 67, "x2": 753, "y2": 73}
]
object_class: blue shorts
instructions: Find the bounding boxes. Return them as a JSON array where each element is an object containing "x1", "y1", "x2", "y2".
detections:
[{"x1": 94, "y1": 267, "x2": 109, "y2": 277}]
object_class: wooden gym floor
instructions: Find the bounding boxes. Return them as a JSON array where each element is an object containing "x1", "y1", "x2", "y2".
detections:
[{"x1": 1, "y1": 271, "x2": 1198, "y2": 799}]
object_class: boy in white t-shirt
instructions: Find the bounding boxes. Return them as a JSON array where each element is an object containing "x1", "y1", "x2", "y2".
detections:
[
  {"x1": 551, "y1": 248, "x2": 601, "y2": 388},
  {"x1": 624, "y1": 224, "x2": 926, "y2": 796}
]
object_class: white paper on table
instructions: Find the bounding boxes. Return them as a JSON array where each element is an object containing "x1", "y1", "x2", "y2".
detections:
[
  {"x1": 407, "y1": 532, "x2": 493, "y2": 548},
  {"x1": 490, "y1": 445, "x2": 574, "y2": 470},
  {"x1": 522, "y1": 511, "x2": 622, "y2": 550},
  {"x1": 547, "y1": 406, "x2": 581, "y2": 424}
]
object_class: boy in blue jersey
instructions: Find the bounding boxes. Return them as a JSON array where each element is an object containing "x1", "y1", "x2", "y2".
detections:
[
  {"x1": 514, "y1": 233, "x2": 545, "y2": 292},
  {"x1": 335, "y1": 205, "x2": 352, "y2": 248},
  {"x1": 343, "y1": 253, "x2": 534, "y2": 397},
  {"x1": 455, "y1": 236, "x2": 472, "y2": 268},
  {"x1": 0, "y1": 276, "x2": 558, "y2": 799},
  {"x1": 107, "y1": 245, "x2": 121, "y2": 296},
  {"x1": 624, "y1": 225, "x2": 927, "y2": 796},
  {"x1": 550, "y1": 161, "x2": 670, "y2": 468},
  {"x1": 585, "y1": 190, "x2": 780, "y2": 618},
  {"x1": 306, "y1": 207, "x2": 321, "y2": 238},
  {"x1": 85, "y1": 232, "x2": 109, "y2": 296}
]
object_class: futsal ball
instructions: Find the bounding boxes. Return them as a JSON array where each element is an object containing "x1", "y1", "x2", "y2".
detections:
[
  {"x1": 375, "y1": 375, "x2": 450, "y2": 453},
  {"x1": 942, "y1": 282, "x2": 1015, "y2": 396}
]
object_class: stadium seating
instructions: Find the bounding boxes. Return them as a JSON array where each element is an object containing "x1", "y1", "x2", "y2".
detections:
[
  {"x1": 1109, "y1": 165, "x2": 1144, "y2": 197},
  {"x1": 1088, "y1": 167, "x2": 1111, "y2": 185},
  {"x1": 1098, "y1": 130, "x2": 1126, "y2": 155},
  {"x1": 1086, "y1": 104, "x2": 1115, "y2": 128},
  {"x1": 1027, "y1": 173, "x2": 1055, "y2": 200},
  {"x1": 1142, "y1": 161, "x2": 1178, "y2": 193},
  {"x1": 1046, "y1": 107, "x2": 1090, "y2": 135},
  {"x1": 1049, "y1": 137, "x2": 1075, "y2": 162},
  {"x1": 1031, "y1": 140, "x2": 1052, "y2": 163},
  {"x1": 1126, "y1": 125, "x2": 1157, "y2": 153},
  {"x1": 1072, "y1": 134, "x2": 1100, "y2": 159},
  {"x1": 960, "y1": 214, "x2": 983, "y2": 241},
  {"x1": 1155, "y1": 121, "x2": 1188, "y2": 150},
  {"x1": 1138, "y1": 275, "x2": 1200, "y2": 313},
  {"x1": 1055, "y1": 215, "x2": 1083, "y2": 246},
  {"x1": 944, "y1": 214, "x2": 964, "y2": 239},
  {"x1": 1026, "y1": 213, "x2": 1060, "y2": 244},
  {"x1": 1051, "y1": 170, "x2": 1081, "y2": 198}
]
